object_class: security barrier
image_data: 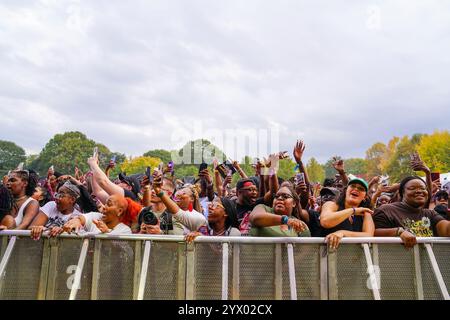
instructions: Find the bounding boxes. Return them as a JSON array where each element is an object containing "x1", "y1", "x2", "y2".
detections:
[{"x1": 0, "y1": 231, "x2": 449, "y2": 300}]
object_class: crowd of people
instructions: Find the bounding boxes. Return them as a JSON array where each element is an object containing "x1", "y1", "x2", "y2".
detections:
[{"x1": 0, "y1": 139, "x2": 449, "y2": 249}]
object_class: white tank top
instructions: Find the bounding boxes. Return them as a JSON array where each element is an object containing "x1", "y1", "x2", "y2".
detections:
[{"x1": 14, "y1": 197, "x2": 34, "y2": 226}]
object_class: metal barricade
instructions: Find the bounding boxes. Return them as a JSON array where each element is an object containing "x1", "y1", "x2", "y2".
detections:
[{"x1": 0, "y1": 231, "x2": 449, "y2": 300}]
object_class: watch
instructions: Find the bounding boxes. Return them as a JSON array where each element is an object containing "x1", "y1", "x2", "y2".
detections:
[
  {"x1": 157, "y1": 191, "x2": 165, "y2": 198},
  {"x1": 281, "y1": 215, "x2": 289, "y2": 225}
]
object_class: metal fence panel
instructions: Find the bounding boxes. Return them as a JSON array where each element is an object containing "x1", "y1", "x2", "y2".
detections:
[
  {"x1": 432, "y1": 244, "x2": 450, "y2": 292},
  {"x1": 0, "y1": 237, "x2": 43, "y2": 299},
  {"x1": 239, "y1": 244, "x2": 276, "y2": 300},
  {"x1": 420, "y1": 245, "x2": 445, "y2": 300},
  {"x1": 282, "y1": 244, "x2": 321, "y2": 300},
  {"x1": 96, "y1": 240, "x2": 136, "y2": 299},
  {"x1": 51, "y1": 238, "x2": 94, "y2": 300},
  {"x1": 377, "y1": 244, "x2": 416, "y2": 300},
  {"x1": 193, "y1": 242, "x2": 232, "y2": 300},
  {"x1": 144, "y1": 241, "x2": 184, "y2": 300},
  {"x1": 334, "y1": 244, "x2": 372, "y2": 300}
]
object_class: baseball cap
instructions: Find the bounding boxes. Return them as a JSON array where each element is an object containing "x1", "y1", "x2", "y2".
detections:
[{"x1": 347, "y1": 178, "x2": 369, "y2": 192}]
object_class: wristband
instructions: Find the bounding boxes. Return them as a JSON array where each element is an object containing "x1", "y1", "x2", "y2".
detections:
[
  {"x1": 157, "y1": 191, "x2": 165, "y2": 198},
  {"x1": 281, "y1": 215, "x2": 289, "y2": 225},
  {"x1": 352, "y1": 207, "x2": 356, "y2": 215}
]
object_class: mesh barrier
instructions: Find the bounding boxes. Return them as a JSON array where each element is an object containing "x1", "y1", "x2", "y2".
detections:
[
  {"x1": 53, "y1": 238, "x2": 94, "y2": 300},
  {"x1": 376, "y1": 244, "x2": 416, "y2": 300},
  {"x1": 1, "y1": 235, "x2": 450, "y2": 300},
  {"x1": 96, "y1": 240, "x2": 136, "y2": 300},
  {"x1": 193, "y1": 242, "x2": 232, "y2": 300},
  {"x1": 419, "y1": 245, "x2": 444, "y2": 300},
  {"x1": 432, "y1": 244, "x2": 450, "y2": 292},
  {"x1": 282, "y1": 244, "x2": 321, "y2": 300},
  {"x1": 239, "y1": 244, "x2": 276, "y2": 300},
  {"x1": 333, "y1": 244, "x2": 372, "y2": 300},
  {"x1": 0, "y1": 237, "x2": 43, "y2": 300},
  {"x1": 144, "y1": 241, "x2": 184, "y2": 300}
]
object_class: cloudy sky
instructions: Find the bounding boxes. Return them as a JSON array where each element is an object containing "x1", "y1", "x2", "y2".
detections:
[{"x1": 1, "y1": 0, "x2": 449, "y2": 163}]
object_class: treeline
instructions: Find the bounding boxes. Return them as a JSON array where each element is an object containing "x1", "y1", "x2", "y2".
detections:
[{"x1": 0, "y1": 130, "x2": 449, "y2": 183}]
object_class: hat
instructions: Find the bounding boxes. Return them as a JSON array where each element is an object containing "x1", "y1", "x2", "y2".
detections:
[
  {"x1": 236, "y1": 178, "x2": 256, "y2": 190},
  {"x1": 320, "y1": 187, "x2": 340, "y2": 197},
  {"x1": 61, "y1": 181, "x2": 81, "y2": 198},
  {"x1": 347, "y1": 178, "x2": 369, "y2": 192},
  {"x1": 118, "y1": 173, "x2": 140, "y2": 196}
]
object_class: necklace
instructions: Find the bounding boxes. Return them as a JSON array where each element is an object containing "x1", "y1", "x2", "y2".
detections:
[
  {"x1": 213, "y1": 228, "x2": 226, "y2": 236},
  {"x1": 14, "y1": 195, "x2": 28, "y2": 202}
]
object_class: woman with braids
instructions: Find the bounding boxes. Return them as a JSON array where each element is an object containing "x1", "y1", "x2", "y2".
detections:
[
  {"x1": 152, "y1": 171, "x2": 207, "y2": 234},
  {"x1": 0, "y1": 170, "x2": 40, "y2": 230}
]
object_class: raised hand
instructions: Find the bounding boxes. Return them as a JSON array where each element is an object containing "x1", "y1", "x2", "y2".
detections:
[
  {"x1": 293, "y1": 140, "x2": 305, "y2": 164},
  {"x1": 332, "y1": 156, "x2": 345, "y2": 173}
]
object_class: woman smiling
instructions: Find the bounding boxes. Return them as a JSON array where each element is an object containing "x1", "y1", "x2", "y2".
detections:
[{"x1": 320, "y1": 178, "x2": 374, "y2": 249}]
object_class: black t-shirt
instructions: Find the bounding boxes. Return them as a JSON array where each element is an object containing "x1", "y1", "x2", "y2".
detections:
[
  {"x1": 235, "y1": 197, "x2": 266, "y2": 223},
  {"x1": 233, "y1": 197, "x2": 266, "y2": 236},
  {"x1": 319, "y1": 204, "x2": 364, "y2": 237},
  {"x1": 307, "y1": 210, "x2": 322, "y2": 237}
]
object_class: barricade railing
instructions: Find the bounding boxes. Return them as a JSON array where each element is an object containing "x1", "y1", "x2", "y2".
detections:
[{"x1": 0, "y1": 231, "x2": 449, "y2": 300}]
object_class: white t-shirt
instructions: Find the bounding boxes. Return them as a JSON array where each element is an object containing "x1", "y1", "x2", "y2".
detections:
[
  {"x1": 82, "y1": 212, "x2": 132, "y2": 235},
  {"x1": 173, "y1": 209, "x2": 207, "y2": 234},
  {"x1": 40, "y1": 201, "x2": 82, "y2": 228}
]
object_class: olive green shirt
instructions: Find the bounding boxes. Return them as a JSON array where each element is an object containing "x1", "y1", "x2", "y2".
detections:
[{"x1": 249, "y1": 205, "x2": 311, "y2": 237}]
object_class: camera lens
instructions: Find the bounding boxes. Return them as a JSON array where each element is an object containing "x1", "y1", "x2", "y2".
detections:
[{"x1": 141, "y1": 208, "x2": 158, "y2": 225}]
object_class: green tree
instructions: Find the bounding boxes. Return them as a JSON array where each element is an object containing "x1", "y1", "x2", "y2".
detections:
[
  {"x1": 306, "y1": 157, "x2": 325, "y2": 183},
  {"x1": 30, "y1": 131, "x2": 118, "y2": 175},
  {"x1": 417, "y1": 130, "x2": 450, "y2": 173},
  {"x1": 345, "y1": 158, "x2": 368, "y2": 178},
  {"x1": 174, "y1": 165, "x2": 200, "y2": 180},
  {"x1": 323, "y1": 158, "x2": 337, "y2": 179},
  {"x1": 120, "y1": 156, "x2": 162, "y2": 175},
  {"x1": 171, "y1": 139, "x2": 227, "y2": 165},
  {"x1": 277, "y1": 159, "x2": 297, "y2": 181},
  {"x1": 143, "y1": 149, "x2": 172, "y2": 164},
  {"x1": 384, "y1": 135, "x2": 418, "y2": 182},
  {"x1": 0, "y1": 140, "x2": 26, "y2": 176},
  {"x1": 365, "y1": 142, "x2": 387, "y2": 177}
]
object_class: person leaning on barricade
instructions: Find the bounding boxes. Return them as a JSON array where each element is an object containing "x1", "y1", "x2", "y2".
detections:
[
  {"x1": 185, "y1": 196, "x2": 241, "y2": 243},
  {"x1": 28, "y1": 181, "x2": 83, "y2": 240},
  {"x1": 63, "y1": 194, "x2": 131, "y2": 235},
  {"x1": 249, "y1": 184, "x2": 310, "y2": 237},
  {"x1": 374, "y1": 176, "x2": 450, "y2": 248},
  {"x1": 319, "y1": 177, "x2": 375, "y2": 249},
  {"x1": 0, "y1": 169, "x2": 40, "y2": 230}
]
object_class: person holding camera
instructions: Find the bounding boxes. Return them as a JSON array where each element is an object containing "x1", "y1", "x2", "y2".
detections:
[
  {"x1": 63, "y1": 194, "x2": 131, "y2": 235},
  {"x1": 151, "y1": 171, "x2": 207, "y2": 234}
]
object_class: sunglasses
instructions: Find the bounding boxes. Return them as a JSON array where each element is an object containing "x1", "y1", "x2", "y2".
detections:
[{"x1": 274, "y1": 193, "x2": 293, "y2": 200}]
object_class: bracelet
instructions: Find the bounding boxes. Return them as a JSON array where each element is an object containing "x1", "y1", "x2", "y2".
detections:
[
  {"x1": 352, "y1": 207, "x2": 356, "y2": 215},
  {"x1": 396, "y1": 227, "x2": 405, "y2": 237},
  {"x1": 157, "y1": 191, "x2": 165, "y2": 197},
  {"x1": 281, "y1": 215, "x2": 289, "y2": 225}
]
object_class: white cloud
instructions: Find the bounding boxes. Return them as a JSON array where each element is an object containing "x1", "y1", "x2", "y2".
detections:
[{"x1": 0, "y1": 0, "x2": 449, "y2": 164}]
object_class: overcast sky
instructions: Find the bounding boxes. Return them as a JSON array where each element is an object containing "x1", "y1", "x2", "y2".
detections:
[{"x1": 1, "y1": 0, "x2": 449, "y2": 163}]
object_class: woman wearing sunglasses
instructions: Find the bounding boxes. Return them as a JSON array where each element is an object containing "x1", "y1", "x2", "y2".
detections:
[
  {"x1": 185, "y1": 197, "x2": 240, "y2": 243},
  {"x1": 248, "y1": 185, "x2": 310, "y2": 237},
  {"x1": 320, "y1": 178, "x2": 374, "y2": 249}
]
